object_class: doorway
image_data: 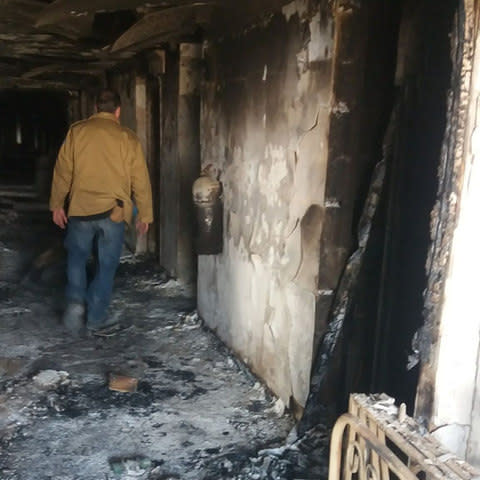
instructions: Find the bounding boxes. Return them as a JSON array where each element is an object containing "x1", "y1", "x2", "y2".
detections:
[{"x1": 338, "y1": 0, "x2": 459, "y2": 413}]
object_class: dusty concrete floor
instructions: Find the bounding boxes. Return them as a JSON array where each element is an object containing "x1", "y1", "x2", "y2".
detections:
[{"x1": 0, "y1": 197, "x2": 299, "y2": 480}]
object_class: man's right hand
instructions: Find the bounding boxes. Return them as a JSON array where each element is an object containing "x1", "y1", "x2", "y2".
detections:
[
  {"x1": 136, "y1": 221, "x2": 149, "y2": 236},
  {"x1": 52, "y1": 208, "x2": 68, "y2": 229}
]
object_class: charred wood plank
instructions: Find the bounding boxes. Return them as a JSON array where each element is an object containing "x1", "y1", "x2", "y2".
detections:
[
  {"x1": 299, "y1": 106, "x2": 398, "y2": 435},
  {"x1": 20, "y1": 63, "x2": 105, "y2": 79}
]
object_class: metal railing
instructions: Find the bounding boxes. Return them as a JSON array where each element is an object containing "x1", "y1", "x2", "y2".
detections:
[{"x1": 329, "y1": 394, "x2": 480, "y2": 480}]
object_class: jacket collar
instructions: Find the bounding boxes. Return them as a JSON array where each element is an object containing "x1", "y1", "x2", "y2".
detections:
[{"x1": 91, "y1": 112, "x2": 120, "y2": 123}]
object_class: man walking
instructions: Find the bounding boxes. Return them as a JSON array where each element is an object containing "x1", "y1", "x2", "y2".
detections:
[{"x1": 50, "y1": 89, "x2": 153, "y2": 335}]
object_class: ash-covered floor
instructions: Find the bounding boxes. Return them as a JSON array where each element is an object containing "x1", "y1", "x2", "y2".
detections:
[{"x1": 0, "y1": 191, "x2": 329, "y2": 480}]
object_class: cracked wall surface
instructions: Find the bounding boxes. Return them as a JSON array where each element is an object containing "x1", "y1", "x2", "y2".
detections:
[{"x1": 197, "y1": 0, "x2": 333, "y2": 409}]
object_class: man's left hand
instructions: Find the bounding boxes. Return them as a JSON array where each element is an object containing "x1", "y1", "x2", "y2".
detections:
[{"x1": 136, "y1": 221, "x2": 149, "y2": 236}]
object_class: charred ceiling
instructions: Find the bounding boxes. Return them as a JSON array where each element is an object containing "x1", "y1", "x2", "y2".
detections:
[{"x1": 0, "y1": 0, "x2": 291, "y2": 90}]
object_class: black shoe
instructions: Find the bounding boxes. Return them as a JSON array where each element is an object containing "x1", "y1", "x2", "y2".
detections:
[{"x1": 90, "y1": 323, "x2": 131, "y2": 337}]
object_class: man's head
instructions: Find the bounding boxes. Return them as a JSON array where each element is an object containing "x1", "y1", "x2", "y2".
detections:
[{"x1": 95, "y1": 89, "x2": 121, "y2": 118}]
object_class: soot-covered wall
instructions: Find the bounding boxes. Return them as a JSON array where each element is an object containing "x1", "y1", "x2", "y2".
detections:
[{"x1": 198, "y1": 0, "x2": 334, "y2": 408}]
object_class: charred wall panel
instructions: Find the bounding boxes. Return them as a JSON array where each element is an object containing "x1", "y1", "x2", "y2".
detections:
[
  {"x1": 198, "y1": 0, "x2": 334, "y2": 409},
  {"x1": 301, "y1": 0, "x2": 402, "y2": 431}
]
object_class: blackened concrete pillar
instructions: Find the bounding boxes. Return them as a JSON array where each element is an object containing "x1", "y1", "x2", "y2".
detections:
[
  {"x1": 159, "y1": 50, "x2": 179, "y2": 277},
  {"x1": 176, "y1": 43, "x2": 202, "y2": 283}
]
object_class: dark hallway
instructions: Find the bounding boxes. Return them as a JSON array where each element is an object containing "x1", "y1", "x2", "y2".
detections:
[{"x1": 0, "y1": 91, "x2": 68, "y2": 187}]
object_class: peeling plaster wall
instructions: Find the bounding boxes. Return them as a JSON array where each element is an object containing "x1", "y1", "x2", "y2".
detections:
[{"x1": 198, "y1": 0, "x2": 333, "y2": 408}]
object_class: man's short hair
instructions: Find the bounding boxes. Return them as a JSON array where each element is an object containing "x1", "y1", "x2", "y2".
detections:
[{"x1": 96, "y1": 89, "x2": 121, "y2": 113}]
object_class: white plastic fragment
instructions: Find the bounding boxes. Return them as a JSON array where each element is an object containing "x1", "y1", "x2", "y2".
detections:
[
  {"x1": 33, "y1": 370, "x2": 69, "y2": 390},
  {"x1": 271, "y1": 398, "x2": 286, "y2": 417}
]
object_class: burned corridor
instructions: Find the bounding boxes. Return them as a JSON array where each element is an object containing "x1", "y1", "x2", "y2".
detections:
[
  {"x1": 1, "y1": 0, "x2": 480, "y2": 478},
  {"x1": 0, "y1": 205, "x2": 298, "y2": 479}
]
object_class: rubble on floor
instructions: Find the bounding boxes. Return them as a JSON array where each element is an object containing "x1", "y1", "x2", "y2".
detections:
[
  {"x1": 32, "y1": 370, "x2": 70, "y2": 391},
  {"x1": 227, "y1": 425, "x2": 330, "y2": 480},
  {"x1": 0, "y1": 206, "x2": 330, "y2": 479}
]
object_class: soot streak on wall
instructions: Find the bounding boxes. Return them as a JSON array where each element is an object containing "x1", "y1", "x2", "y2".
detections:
[{"x1": 198, "y1": 0, "x2": 333, "y2": 408}]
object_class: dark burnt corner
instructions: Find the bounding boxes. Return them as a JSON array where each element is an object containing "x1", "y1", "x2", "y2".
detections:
[{"x1": 1, "y1": 0, "x2": 479, "y2": 478}]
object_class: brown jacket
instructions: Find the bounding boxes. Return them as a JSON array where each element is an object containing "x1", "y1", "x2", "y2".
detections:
[{"x1": 49, "y1": 112, "x2": 153, "y2": 225}]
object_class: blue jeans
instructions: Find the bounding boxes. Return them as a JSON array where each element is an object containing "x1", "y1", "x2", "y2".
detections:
[{"x1": 65, "y1": 217, "x2": 125, "y2": 329}]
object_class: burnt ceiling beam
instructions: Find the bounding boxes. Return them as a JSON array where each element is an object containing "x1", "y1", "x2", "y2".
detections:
[
  {"x1": 20, "y1": 63, "x2": 107, "y2": 79},
  {"x1": 0, "y1": 77, "x2": 94, "y2": 90},
  {"x1": 0, "y1": 42, "x2": 114, "y2": 61},
  {"x1": 35, "y1": 0, "x2": 222, "y2": 27},
  {"x1": 111, "y1": 3, "x2": 222, "y2": 52},
  {"x1": 0, "y1": 0, "x2": 45, "y2": 14},
  {"x1": 0, "y1": 0, "x2": 46, "y2": 6},
  {"x1": 0, "y1": 0, "x2": 293, "y2": 91}
]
